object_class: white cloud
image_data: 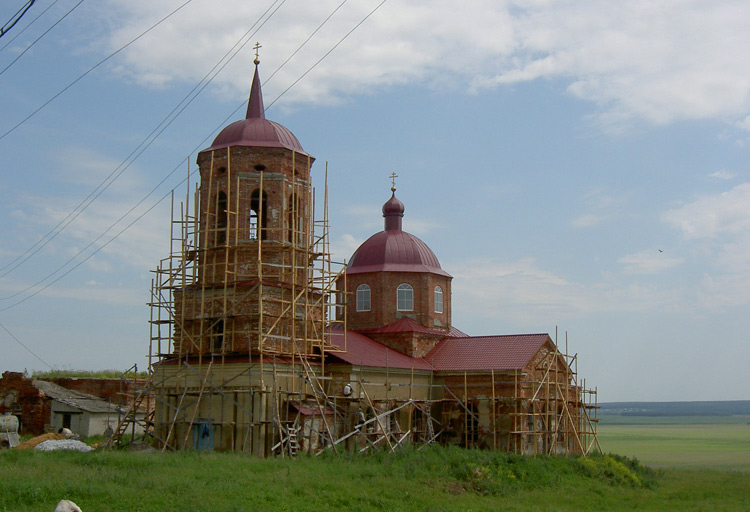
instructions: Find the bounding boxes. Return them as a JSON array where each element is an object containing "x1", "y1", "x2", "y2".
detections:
[
  {"x1": 92, "y1": 0, "x2": 750, "y2": 130},
  {"x1": 709, "y1": 170, "x2": 737, "y2": 180},
  {"x1": 662, "y1": 183, "x2": 750, "y2": 239},
  {"x1": 618, "y1": 250, "x2": 682, "y2": 274},
  {"x1": 449, "y1": 256, "x2": 681, "y2": 329},
  {"x1": 662, "y1": 182, "x2": 750, "y2": 306}
]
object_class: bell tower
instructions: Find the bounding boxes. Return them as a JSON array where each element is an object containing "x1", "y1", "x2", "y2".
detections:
[{"x1": 171, "y1": 56, "x2": 324, "y2": 360}]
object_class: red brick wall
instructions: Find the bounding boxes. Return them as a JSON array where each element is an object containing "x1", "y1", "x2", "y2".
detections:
[
  {"x1": 49, "y1": 378, "x2": 144, "y2": 406},
  {"x1": 340, "y1": 270, "x2": 452, "y2": 333},
  {"x1": 0, "y1": 372, "x2": 49, "y2": 435}
]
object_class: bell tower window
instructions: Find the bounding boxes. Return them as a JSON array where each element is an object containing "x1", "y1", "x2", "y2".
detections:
[
  {"x1": 397, "y1": 283, "x2": 413, "y2": 311},
  {"x1": 249, "y1": 189, "x2": 267, "y2": 240},
  {"x1": 434, "y1": 286, "x2": 443, "y2": 313},
  {"x1": 356, "y1": 284, "x2": 371, "y2": 312}
]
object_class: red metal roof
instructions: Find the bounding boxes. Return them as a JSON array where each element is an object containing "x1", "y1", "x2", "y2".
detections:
[
  {"x1": 203, "y1": 62, "x2": 309, "y2": 155},
  {"x1": 425, "y1": 334, "x2": 552, "y2": 371},
  {"x1": 327, "y1": 328, "x2": 433, "y2": 370},
  {"x1": 347, "y1": 230, "x2": 450, "y2": 276}
]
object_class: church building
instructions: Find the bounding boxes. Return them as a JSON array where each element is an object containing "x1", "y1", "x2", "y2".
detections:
[{"x1": 132, "y1": 55, "x2": 598, "y2": 457}]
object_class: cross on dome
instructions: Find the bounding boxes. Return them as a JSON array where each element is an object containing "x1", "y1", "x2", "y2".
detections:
[
  {"x1": 390, "y1": 172, "x2": 398, "y2": 192},
  {"x1": 253, "y1": 42, "x2": 262, "y2": 65}
]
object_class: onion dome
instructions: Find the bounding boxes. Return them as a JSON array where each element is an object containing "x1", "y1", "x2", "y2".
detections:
[
  {"x1": 204, "y1": 61, "x2": 308, "y2": 155},
  {"x1": 347, "y1": 191, "x2": 450, "y2": 277}
]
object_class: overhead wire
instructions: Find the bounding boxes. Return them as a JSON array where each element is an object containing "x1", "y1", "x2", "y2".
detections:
[
  {"x1": 0, "y1": 0, "x2": 59, "y2": 53},
  {"x1": 0, "y1": 0, "x2": 388, "y2": 365},
  {"x1": 0, "y1": 0, "x2": 83, "y2": 76},
  {"x1": 0, "y1": 0, "x2": 36, "y2": 40},
  {"x1": 0, "y1": 0, "x2": 199, "y2": 277},
  {"x1": 0, "y1": 320, "x2": 53, "y2": 369},
  {"x1": 0, "y1": 0, "x2": 286, "y2": 285},
  {"x1": 0, "y1": 0, "x2": 194, "y2": 143}
]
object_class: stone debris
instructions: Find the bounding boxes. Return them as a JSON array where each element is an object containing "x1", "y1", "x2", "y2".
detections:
[
  {"x1": 35, "y1": 439, "x2": 93, "y2": 452},
  {"x1": 54, "y1": 499, "x2": 82, "y2": 512}
]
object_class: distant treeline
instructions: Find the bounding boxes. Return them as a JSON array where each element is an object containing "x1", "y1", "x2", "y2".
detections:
[{"x1": 599, "y1": 401, "x2": 750, "y2": 417}]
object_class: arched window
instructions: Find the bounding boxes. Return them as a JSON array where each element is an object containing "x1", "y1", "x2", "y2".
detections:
[
  {"x1": 356, "y1": 284, "x2": 371, "y2": 312},
  {"x1": 216, "y1": 192, "x2": 227, "y2": 245},
  {"x1": 397, "y1": 283, "x2": 413, "y2": 311},
  {"x1": 249, "y1": 189, "x2": 267, "y2": 240},
  {"x1": 434, "y1": 286, "x2": 443, "y2": 313}
]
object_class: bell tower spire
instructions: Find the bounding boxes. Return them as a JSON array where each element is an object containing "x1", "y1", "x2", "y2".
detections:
[{"x1": 246, "y1": 43, "x2": 265, "y2": 120}]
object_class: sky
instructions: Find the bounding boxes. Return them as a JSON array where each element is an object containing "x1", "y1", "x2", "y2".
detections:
[{"x1": 1, "y1": 0, "x2": 749, "y2": 402}]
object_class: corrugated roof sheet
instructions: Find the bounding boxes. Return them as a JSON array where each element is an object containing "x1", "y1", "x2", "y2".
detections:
[
  {"x1": 347, "y1": 230, "x2": 451, "y2": 277},
  {"x1": 327, "y1": 328, "x2": 433, "y2": 370},
  {"x1": 426, "y1": 334, "x2": 551, "y2": 371},
  {"x1": 33, "y1": 380, "x2": 122, "y2": 414}
]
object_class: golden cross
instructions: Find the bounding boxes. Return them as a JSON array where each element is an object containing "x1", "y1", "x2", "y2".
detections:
[
  {"x1": 253, "y1": 42, "x2": 262, "y2": 64},
  {"x1": 390, "y1": 172, "x2": 398, "y2": 191}
]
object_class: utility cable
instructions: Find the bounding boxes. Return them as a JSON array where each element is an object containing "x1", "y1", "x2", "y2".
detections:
[
  {"x1": 0, "y1": 319, "x2": 54, "y2": 369},
  {"x1": 267, "y1": 0, "x2": 388, "y2": 111},
  {"x1": 0, "y1": 0, "x2": 285, "y2": 282},
  {"x1": 0, "y1": 0, "x2": 59, "y2": 53},
  {"x1": 0, "y1": 0, "x2": 36, "y2": 39},
  {"x1": 0, "y1": 0, "x2": 386, "y2": 310},
  {"x1": 0, "y1": 0, "x2": 194, "y2": 142},
  {"x1": 0, "y1": 0, "x2": 83, "y2": 76}
]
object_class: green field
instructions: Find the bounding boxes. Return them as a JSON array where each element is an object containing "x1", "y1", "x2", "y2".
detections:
[
  {"x1": 2, "y1": 445, "x2": 750, "y2": 512},
  {"x1": 2, "y1": 415, "x2": 749, "y2": 511},
  {"x1": 597, "y1": 415, "x2": 750, "y2": 472}
]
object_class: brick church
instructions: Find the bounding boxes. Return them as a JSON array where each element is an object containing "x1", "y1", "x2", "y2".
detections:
[{"x1": 142, "y1": 56, "x2": 598, "y2": 456}]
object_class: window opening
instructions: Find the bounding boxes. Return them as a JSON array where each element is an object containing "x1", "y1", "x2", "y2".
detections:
[
  {"x1": 249, "y1": 189, "x2": 267, "y2": 240},
  {"x1": 212, "y1": 319, "x2": 224, "y2": 352},
  {"x1": 397, "y1": 283, "x2": 413, "y2": 311},
  {"x1": 356, "y1": 284, "x2": 371, "y2": 312},
  {"x1": 434, "y1": 286, "x2": 443, "y2": 313}
]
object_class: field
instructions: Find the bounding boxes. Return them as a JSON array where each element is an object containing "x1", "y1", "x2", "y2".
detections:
[
  {"x1": 597, "y1": 414, "x2": 750, "y2": 472},
  {"x1": 1, "y1": 444, "x2": 749, "y2": 512},
  {"x1": 2, "y1": 409, "x2": 749, "y2": 511}
]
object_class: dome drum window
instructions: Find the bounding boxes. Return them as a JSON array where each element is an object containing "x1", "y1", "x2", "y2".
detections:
[
  {"x1": 434, "y1": 286, "x2": 443, "y2": 314},
  {"x1": 356, "y1": 284, "x2": 371, "y2": 312},
  {"x1": 397, "y1": 283, "x2": 413, "y2": 311}
]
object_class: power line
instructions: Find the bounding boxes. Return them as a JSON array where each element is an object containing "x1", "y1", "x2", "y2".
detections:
[
  {"x1": 0, "y1": 0, "x2": 388, "y2": 371},
  {"x1": 0, "y1": 0, "x2": 285, "y2": 283},
  {"x1": 0, "y1": 0, "x2": 194, "y2": 143},
  {"x1": 0, "y1": 0, "x2": 36, "y2": 40},
  {"x1": 267, "y1": 0, "x2": 388, "y2": 111},
  {"x1": 0, "y1": 0, "x2": 83, "y2": 76},
  {"x1": 0, "y1": 0, "x2": 59, "y2": 53},
  {"x1": 0, "y1": 319, "x2": 54, "y2": 369},
  {"x1": 0, "y1": 0, "x2": 387, "y2": 311}
]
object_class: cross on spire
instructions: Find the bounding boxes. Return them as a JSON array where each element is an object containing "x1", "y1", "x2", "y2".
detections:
[
  {"x1": 253, "y1": 42, "x2": 262, "y2": 65},
  {"x1": 390, "y1": 172, "x2": 398, "y2": 192}
]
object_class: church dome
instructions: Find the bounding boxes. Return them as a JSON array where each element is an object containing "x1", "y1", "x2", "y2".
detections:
[
  {"x1": 347, "y1": 191, "x2": 450, "y2": 277},
  {"x1": 208, "y1": 117, "x2": 306, "y2": 153},
  {"x1": 203, "y1": 61, "x2": 308, "y2": 155}
]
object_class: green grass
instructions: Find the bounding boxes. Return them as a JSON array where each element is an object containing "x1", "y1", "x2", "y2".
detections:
[
  {"x1": 30, "y1": 369, "x2": 148, "y2": 379},
  {"x1": 597, "y1": 416, "x2": 750, "y2": 472},
  {"x1": 1, "y1": 447, "x2": 748, "y2": 512}
]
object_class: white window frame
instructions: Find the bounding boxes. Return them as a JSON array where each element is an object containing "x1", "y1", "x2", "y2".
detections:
[
  {"x1": 434, "y1": 286, "x2": 443, "y2": 314},
  {"x1": 397, "y1": 283, "x2": 413, "y2": 311},
  {"x1": 356, "y1": 284, "x2": 371, "y2": 312}
]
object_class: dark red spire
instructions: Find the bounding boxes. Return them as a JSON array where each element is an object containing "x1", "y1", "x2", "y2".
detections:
[{"x1": 246, "y1": 61, "x2": 265, "y2": 120}]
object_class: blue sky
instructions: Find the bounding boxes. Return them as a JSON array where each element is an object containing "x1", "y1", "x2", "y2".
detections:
[{"x1": 1, "y1": 0, "x2": 749, "y2": 401}]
